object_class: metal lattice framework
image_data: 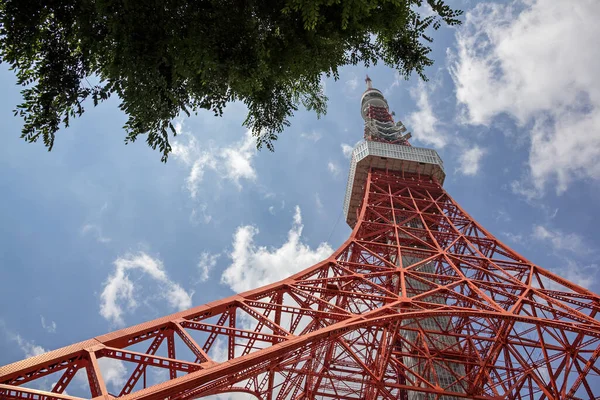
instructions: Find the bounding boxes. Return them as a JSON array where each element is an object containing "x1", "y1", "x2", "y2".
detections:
[
  {"x1": 1, "y1": 169, "x2": 600, "y2": 399},
  {"x1": 3, "y1": 76, "x2": 600, "y2": 399}
]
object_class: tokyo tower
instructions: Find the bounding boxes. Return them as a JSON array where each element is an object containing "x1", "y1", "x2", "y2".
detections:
[{"x1": 2, "y1": 77, "x2": 600, "y2": 400}]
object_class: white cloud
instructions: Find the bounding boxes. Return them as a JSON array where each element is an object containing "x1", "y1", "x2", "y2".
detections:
[
  {"x1": 171, "y1": 134, "x2": 197, "y2": 166},
  {"x1": 494, "y1": 209, "x2": 511, "y2": 223},
  {"x1": 406, "y1": 83, "x2": 446, "y2": 148},
  {"x1": 345, "y1": 75, "x2": 359, "y2": 92},
  {"x1": 100, "y1": 252, "x2": 193, "y2": 326},
  {"x1": 456, "y1": 145, "x2": 486, "y2": 176},
  {"x1": 341, "y1": 143, "x2": 354, "y2": 159},
  {"x1": 532, "y1": 225, "x2": 593, "y2": 255},
  {"x1": 300, "y1": 131, "x2": 322, "y2": 142},
  {"x1": 509, "y1": 179, "x2": 542, "y2": 202},
  {"x1": 501, "y1": 232, "x2": 524, "y2": 244},
  {"x1": 221, "y1": 206, "x2": 334, "y2": 293},
  {"x1": 0, "y1": 323, "x2": 48, "y2": 362},
  {"x1": 327, "y1": 162, "x2": 341, "y2": 177},
  {"x1": 221, "y1": 134, "x2": 258, "y2": 186},
  {"x1": 15, "y1": 335, "x2": 47, "y2": 359},
  {"x1": 534, "y1": 258, "x2": 600, "y2": 291},
  {"x1": 172, "y1": 129, "x2": 257, "y2": 197},
  {"x1": 198, "y1": 252, "x2": 220, "y2": 282},
  {"x1": 450, "y1": 0, "x2": 600, "y2": 194},
  {"x1": 0, "y1": 322, "x2": 47, "y2": 360},
  {"x1": 206, "y1": 392, "x2": 256, "y2": 400},
  {"x1": 315, "y1": 193, "x2": 324, "y2": 211},
  {"x1": 72, "y1": 357, "x2": 127, "y2": 393},
  {"x1": 40, "y1": 316, "x2": 56, "y2": 333},
  {"x1": 185, "y1": 154, "x2": 217, "y2": 198},
  {"x1": 550, "y1": 260, "x2": 599, "y2": 290},
  {"x1": 97, "y1": 358, "x2": 127, "y2": 390},
  {"x1": 384, "y1": 71, "x2": 402, "y2": 95},
  {"x1": 81, "y1": 223, "x2": 111, "y2": 243},
  {"x1": 268, "y1": 205, "x2": 276, "y2": 215},
  {"x1": 167, "y1": 285, "x2": 194, "y2": 312},
  {"x1": 190, "y1": 204, "x2": 212, "y2": 225}
]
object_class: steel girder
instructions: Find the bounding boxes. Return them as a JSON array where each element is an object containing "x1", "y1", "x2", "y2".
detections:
[{"x1": 1, "y1": 170, "x2": 600, "y2": 399}]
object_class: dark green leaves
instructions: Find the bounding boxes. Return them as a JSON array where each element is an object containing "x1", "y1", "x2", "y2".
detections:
[{"x1": 0, "y1": 0, "x2": 461, "y2": 160}]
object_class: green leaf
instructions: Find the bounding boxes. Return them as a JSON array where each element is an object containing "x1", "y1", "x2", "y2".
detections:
[{"x1": 0, "y1": 0, "x2": 462, "y2": 160}]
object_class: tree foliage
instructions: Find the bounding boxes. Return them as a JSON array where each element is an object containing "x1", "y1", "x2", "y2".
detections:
[{"x1": 0, "y1": 0, "x2": 461, "y2": 160}]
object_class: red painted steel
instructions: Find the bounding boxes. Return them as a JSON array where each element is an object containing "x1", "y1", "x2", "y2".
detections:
[
  {"x1": 363, "y1": 105, "x2": 411, "y2": 146},
  {"x1": 1, "y1": 168, "x2": 599, "y2": 399},
  {"x1": 2, "y1": 80, "x2": 600, "y2": 398}
]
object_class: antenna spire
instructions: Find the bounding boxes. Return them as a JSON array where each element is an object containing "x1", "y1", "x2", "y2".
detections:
[{"x1": 365, "y1": 75, "x2": 373, "y2": 89}]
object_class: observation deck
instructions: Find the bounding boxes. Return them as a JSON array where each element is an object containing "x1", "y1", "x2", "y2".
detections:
[{"x1": 343, "y1": 140, "x2": 445, "y2": 228}]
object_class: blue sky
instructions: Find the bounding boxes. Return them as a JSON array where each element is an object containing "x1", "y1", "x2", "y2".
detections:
[{"x1": 1, "y1": 0, "x2": 600, "y2": 395}]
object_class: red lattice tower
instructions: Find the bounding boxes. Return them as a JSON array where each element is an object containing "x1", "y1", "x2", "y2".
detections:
[{"x1": 2, "y1": 77, "x2": 600, "y2": 400}]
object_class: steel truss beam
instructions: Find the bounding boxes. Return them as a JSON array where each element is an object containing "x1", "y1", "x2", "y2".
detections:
[{"x1": 1, "y1": 170, "x2": 600, "y2": 399}]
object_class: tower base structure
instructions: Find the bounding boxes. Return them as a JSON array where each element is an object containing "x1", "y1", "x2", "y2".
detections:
[
  {"x1": 2, "y1": 76, "x2": 600, "y2": 399},
  {"x1": 2, "y1": 167, "x2": 600, "y2": 399}
]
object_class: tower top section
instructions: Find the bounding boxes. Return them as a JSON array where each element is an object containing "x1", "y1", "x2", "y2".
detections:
[
  {"x1": 360, "y1": 76, "x2": 411, "y2": 145},
  {"x1": 361, "y1": 75, "x2": 389, "y2": 120},
  {"x1": 343, "y1": 76, "x2": 446, "y2": 227}
]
